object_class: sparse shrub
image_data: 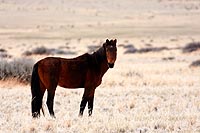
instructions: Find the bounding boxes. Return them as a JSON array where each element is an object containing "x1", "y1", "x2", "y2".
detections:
[
  {"x1": 123, "y1": 44, "x2": 135, "y2": 49},
  {"x1": 162, "y1": 57, "x2": 175, "y2": 61},
  {"x1": 137, "y1": 47, "x2": 169, "y2": 53},
  {"x1": 0, "y1": 48, "x2": 6, "y2": 52},
  {"x1": 123, "y1": 45, "x2": 137, "y2": 54},
  {"x1": 23, "y1": 46, "x2": 51, "y2": 56},
  {"x1": 124, "y1": 71, "x2": 143, "y2": 78},
  {"x1": 190, "y1": 59, "x2": 200, "y2": 67},
  {"x1": 88, "y1": 45, "x2": 101, "y2": 53},
  {"x1": 0, "y1": 48, "x2": 12, "y2": 58},
  {"x1": 124, "y1": 45, "x2": 169, "y2": 54},
  {"x1": 0, "y1": 52, "x2": 12, "y2": 58},
  {"x1": 0, "y1": 58, "x2": 34, "y2": 83},
  {"x1": 23, "y1": 46, "x2": 76, "y2": 56},
  {"x1": 183, "y1": 42, "x2": 200, "y2": 53},
  {"x1": 51, "y1": 49, "x2": 76, "y2": 55},
  {"x1": 23, "y1": 51, "x2": 32, "y2": 56}
]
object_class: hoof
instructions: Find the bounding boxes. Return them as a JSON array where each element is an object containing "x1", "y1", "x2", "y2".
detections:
[
  {"x1": 88, "y1": 110, "x2": 92, "y2": 117},
  {"x1": 50, "y1": 114, "x2": 56, "y2": 119},
  {"x1": 78, "y1": 113, "x2": 83, "y2": 117},
  {"x1": 32, "y1": 112, "x2": 40, "y2": 118}
]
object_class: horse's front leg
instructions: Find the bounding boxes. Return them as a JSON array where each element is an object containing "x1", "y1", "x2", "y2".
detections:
[
  {"x1": 88, "y1": 96, "x2": 94, "y2": 116},
  {"x1": 79, "y1": 88, "x2": 95, "y2": 116},
  {"x1": 79, "y1": 96, "x2": 88, "y2": 116}
]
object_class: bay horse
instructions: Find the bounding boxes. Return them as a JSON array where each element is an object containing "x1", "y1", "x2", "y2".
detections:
[{"x1": 31, "y1": 39, "x2": 117, "y2": 118}]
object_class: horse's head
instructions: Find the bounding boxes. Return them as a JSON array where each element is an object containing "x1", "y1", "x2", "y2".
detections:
[{"x1": 104, "y1": 39, "x2": 117, "y2": 68}]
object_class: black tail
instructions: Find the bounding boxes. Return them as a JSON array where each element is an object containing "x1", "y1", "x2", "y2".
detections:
[{"x1": 31, "y1": 63, "x2": 44, "y2": 118}]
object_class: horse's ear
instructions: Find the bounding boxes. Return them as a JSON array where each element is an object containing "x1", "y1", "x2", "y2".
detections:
[
  {"x1": 103, "y1": 43, "x2": 106, "y2": 49},
  {"x1": 106, "y1": 39, "x2": 109, "y2": 44},
  {"x1": 114, "y1": 39, "x2": 117, "y2": 44}
]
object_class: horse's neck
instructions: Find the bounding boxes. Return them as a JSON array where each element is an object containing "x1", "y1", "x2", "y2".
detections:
[
  {"x1": 93, "y1": 47, "x2": 108, "y2": 73},
  {"x1": 95, "y1": 47, "x2": 104, "y2": 59}
]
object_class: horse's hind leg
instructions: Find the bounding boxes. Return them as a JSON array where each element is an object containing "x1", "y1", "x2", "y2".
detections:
[
  {"x1": 32, "y1": 84, "x2": 46, "y2": 118},
  {"x1": 46, "y1": 89, "x2": 56, "y2": 118}
]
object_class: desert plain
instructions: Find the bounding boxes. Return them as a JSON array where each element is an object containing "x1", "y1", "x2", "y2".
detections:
[{"x1": 0, "y1": 0, "x2": 200, "y2": 132}]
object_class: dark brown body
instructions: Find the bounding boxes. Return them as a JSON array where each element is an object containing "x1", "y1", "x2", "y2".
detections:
[
  {"x1": 38, "y1": 54, "x2": 108, "y2": 89},
  {"x1": 31, "y1": 39, "x2": 117, "y2": 118}
]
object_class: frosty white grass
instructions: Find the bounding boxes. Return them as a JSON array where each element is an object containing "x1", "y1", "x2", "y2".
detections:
[{"x1": 0, "y1": 83, "x2": 200, "y2": 132}]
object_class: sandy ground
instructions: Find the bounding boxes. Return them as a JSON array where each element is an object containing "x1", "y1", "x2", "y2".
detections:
[{"x1": 0, "y1": 0, "x2": 200, "y2": 132}]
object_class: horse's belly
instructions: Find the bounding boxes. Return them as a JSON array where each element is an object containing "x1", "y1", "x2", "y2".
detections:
[{"x1": 58, "y1": 80, "x2": 84, "y2": 88}]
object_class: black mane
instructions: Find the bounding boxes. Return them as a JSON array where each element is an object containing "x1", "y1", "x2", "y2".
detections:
[{"x1": 90, "y1": 45, "x2": 107, "y2": 67}]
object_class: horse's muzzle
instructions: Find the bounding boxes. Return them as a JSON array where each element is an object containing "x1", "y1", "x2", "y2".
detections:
[{"x1": 108, "y1": 63, "x2": 114, "y2": 68}]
